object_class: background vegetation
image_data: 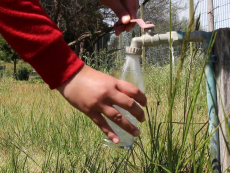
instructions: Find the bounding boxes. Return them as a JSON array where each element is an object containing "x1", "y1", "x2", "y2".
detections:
[
  {"x1": 0, "y1": 53, "x2": 212, "y2": 172},
  {"x1": 0, "y1": 0, "x2": 219, "y2": 172}
]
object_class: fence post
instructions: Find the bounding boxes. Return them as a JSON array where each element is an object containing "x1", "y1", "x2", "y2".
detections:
[
  {"x1": 140, "y1": 3, "x2": 146, "y2": 68},
  {"x1": 189, "y1": 0, "x2": 195, "y2": 55},
  {"x1": 208, "y1": 0, "x2": 214, "y2": 32},
  {"x1": 215, "y1": 28, "x2": 230, "y2": 173}
]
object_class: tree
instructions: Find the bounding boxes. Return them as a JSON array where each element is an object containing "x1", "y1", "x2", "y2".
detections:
[
  {"x1": 1, "y1": 1, "x2": 115, "y2": 77},
  {"x1": 0, "y1": 35, "x2": 20, "y2": 79},
  {"x1": 40, "y1": 0, "x2": 114, "y2": 59}
]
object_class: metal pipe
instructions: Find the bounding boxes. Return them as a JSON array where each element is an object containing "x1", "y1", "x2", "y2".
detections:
[
  {"x1": 205, "y1": 56, "x2": 220, "y2": 173},
  {"x1": 207, "y1": 0, "x2": 220, "y2": 171},
  {"x1": 128, "y1": 31, "x2": 211, "y2": 50}
]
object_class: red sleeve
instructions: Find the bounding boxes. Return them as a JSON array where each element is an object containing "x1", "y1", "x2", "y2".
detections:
[{"x1": 0, "y1": 0, "x2": 84, "y2": 89}]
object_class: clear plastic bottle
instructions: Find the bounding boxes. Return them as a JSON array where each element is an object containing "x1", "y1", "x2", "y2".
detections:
[{"x1": 103, "y1": 54, "x2": 145, "y2": 150}]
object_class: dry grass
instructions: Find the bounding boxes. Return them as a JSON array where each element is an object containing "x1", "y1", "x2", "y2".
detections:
[{"x1": 0, "y1": 54, "x2": 212, "y2": 172}]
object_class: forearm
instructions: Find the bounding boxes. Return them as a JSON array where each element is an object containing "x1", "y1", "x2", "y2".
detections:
[{"x1": 0, "y1": 0, "x2": 84, "y2": 89}]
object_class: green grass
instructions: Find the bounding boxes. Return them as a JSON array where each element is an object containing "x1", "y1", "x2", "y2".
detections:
[
  {"x1": 0, "y1": 7, "x2": 220, "y2": 172},
  {"x1": 0, "y1": 48, "x2": 215, "y2": 172}
]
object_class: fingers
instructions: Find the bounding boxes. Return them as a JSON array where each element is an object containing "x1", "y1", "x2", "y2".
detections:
[
  {"x1": 114, "y1": 21, "x2": 126, "y2": 36},
  {"x1": 114, "y1": 20, "x2": 135, "y2": 35},
  {"x1": 122, "y1": 0, "x2": 139, "y2": 13},
  {"x1": 99, "y1": 0, "x2": 139, "y2": 35},
  {"x1": 102, "y1": 106, "x2": 141, "y2": 137},
  {"x1": 89, "y1": 113, "x2": 120, "y2": 144},
  {"x1": 88, "y1": 106, "x2": 141, "y2": 145},
  {"x1": 121, "y1": 0, "x2": 138, "y2": 32},
  {"x1": 116, "y1": 80, "x2": 147, "y2": 107},
  {"x1": 101, "y1": 0, "x2": 131, "y2": 24},
  {"x1": 108, "y1": 0, "x2": 131, "y2": 35},
  {"x1": 121, "y1": 0, "x2": 138, "y2": 20},
  {"x1": 111, "y1": 92, "x2": 145, "y2": 122},
  {"x1": 113, "y1": 0, "x2": 138, "y2": 35}
]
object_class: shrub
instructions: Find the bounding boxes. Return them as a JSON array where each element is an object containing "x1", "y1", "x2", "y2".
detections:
[
  {"x1": 29, "y1": 76, "x2": 45, "y2": 84},
  {"x1": 16, "y1": 67, "x2": 32, "y2": 81}
]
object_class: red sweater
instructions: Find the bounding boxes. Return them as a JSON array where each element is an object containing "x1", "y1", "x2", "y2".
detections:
[{"x1": 0, "y1": 0, "x2": 84, "y2": 89}]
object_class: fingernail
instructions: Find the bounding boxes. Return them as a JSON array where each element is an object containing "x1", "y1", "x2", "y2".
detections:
[
  {"x1": 121, "y1": 15, "x2": 130, "y2": 24},
  {"x1": 112, "y1": 138, "x2": 119, "y2": 144},
  {"x1": 133, "y1": 129, "x2": 140, "y2": 137}
]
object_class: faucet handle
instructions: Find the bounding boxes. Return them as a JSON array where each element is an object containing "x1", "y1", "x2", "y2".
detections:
[{"x1": 130, "y1": 19, "x2": 155, "y2": 30}]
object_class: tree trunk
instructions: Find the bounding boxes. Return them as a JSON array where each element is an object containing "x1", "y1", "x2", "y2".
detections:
[
  {"x1": 95, "y1": 42, "x2": 98, "y2": 68},
  {"x1": 53, "y1": 0, "x2": 61, "y2": 26},
  {"x1": 214, "y1": 28, "x2": 230, "y2": 173},
  {"x1": 75, "y1": 44, "x2": 80, "y2": 58},
  {"x1": 13, "y1": 57, "x2": 17, "y2": 79},
  {"x1": 79, "y1": 41, "x2": 85, "y2": 60}
]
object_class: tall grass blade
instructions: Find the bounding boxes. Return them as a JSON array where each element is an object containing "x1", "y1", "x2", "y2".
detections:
[
  {"x1": 176, "y1": 21, "x2": 217, "y2": 172},
  {"x1": 168, "y1": 0, "x2": 173, "y2": 169}
]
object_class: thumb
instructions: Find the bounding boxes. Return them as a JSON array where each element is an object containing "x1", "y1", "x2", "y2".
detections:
[{"x1": 109, "y1": 1, "x2": 131, "y2": 24}]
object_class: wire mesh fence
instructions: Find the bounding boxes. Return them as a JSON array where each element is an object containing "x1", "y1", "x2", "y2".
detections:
[
  {"x1": 99, "y1": 0, "x2": 230, "y2": 69},
  {"x1": 118, "y1": 0, "x2": 190, "y2": 67},
  {"x1": 146, "y1": 3, "x2": 190, "y2": 65},
  {"x1": 194, "y1": 0, "x2": 230, "y2": 31}
]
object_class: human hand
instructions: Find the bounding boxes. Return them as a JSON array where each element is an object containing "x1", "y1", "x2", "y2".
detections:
[
  {"x1": 98, "y1": 0, "x2": 139, "y2": 35},
  {"x1": 57, "y1": 65, "x2": 147, "y2": 144}
]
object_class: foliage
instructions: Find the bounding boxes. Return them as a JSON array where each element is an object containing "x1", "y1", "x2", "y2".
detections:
[
  {"x1": 0, "y1": 35, "x2": 20, "y2": 62},
  {"x1": 0, "y1": 1, "x2": 223, "y2": 172},
  {"x1": 40, "y1": 0, "x2": 113, "y2": 59},
  {"x1": 0, "y1": 35, "x2": 21, "y2": 78},
  {"x1": 0, "y1": 35, "x2": 14, "y2": 62},
  {"x1": 0, "y1": 52, "x2": 213, "y2": 172},
  {"x1": 108, "y1": 35, "x2": 119, "y2": 51},
  {"x1": 83, "y1": 48, "x2": 122, "y2": 73},
  {"x1": 16, "y1": 66, "x2": 32, "y2": 81},
  {"x1": 29, "y1": 76, "x2": 45, "y2": 84}
]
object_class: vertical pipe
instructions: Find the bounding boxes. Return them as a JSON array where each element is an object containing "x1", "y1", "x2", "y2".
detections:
[
  {"x1": 140, "y1": 3, "x2": 146, "y2": 68},
  {"x1": 205, "y1": 59, "x2": 220, "y2": 172},
  {"x1": 207, "y1": 1, "x2": 220, "y2": 172},
  {"x1": 119, "y1": 34, "x2": 122, "y2": 62}
]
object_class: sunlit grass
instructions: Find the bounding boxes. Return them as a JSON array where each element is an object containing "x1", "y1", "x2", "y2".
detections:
[
  {"x1": 0, "y1": 49, "x2": 213, "y2": 172},
  {"x1": 0, "y1": 4, "x2": 218, "y2": 171}
]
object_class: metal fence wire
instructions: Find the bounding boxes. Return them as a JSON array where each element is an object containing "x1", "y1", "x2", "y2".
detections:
[
  {"x1": 101, "y1": 1, "x2": 230, "y2": 68},
  {"x1": 136, "y1": 0, "x2": 230, "y2": 65},
  {"x1": 194, "y1": 0, "x2": 230, "y2": 31},
  {"x1": 119, "y1": 0, "x2": 190, "y2": 66}
]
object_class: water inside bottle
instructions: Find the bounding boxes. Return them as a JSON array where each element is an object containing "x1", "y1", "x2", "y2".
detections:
[{"x1": 103, "y1": 55, "x2": 145, "y2": 150}]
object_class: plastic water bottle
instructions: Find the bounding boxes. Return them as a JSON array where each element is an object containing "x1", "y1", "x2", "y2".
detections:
[{"x1": 103, "y1": 54, "x2": 145, "y2": 150}]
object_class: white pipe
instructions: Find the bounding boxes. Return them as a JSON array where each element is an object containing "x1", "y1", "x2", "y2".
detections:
[{"x1": 127, "y1": 31, "x2": 212, "y2": 55}]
